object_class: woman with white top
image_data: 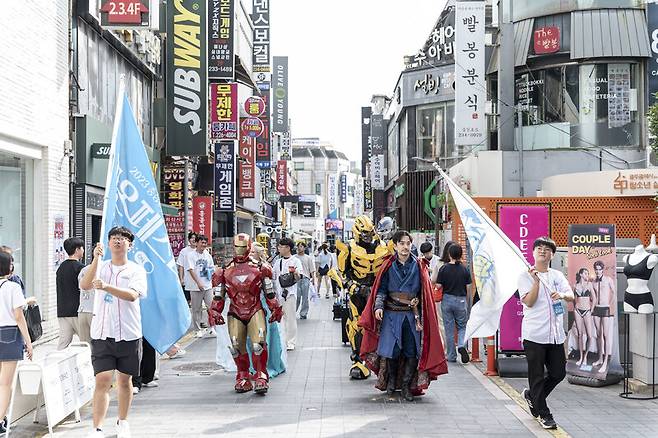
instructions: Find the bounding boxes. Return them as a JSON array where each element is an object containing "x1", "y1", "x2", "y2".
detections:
[
  {"x1": 0, "y1": 251, "x2": 33, "y2": 433},
  {"x1": 315, "y1": 243, "x2": 333, "y2": 298}
]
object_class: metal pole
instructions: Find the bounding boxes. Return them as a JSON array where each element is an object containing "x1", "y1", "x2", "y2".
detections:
[
  {"x1": 498, "y1": 0, "x2": 515, "y2": 151},
  {"x1": 183, "y1": 157, "x2": 189, "y2": 234},
  {"x1": 434, "y1": 175, "x2": 441, "y2": 250},
  {"x1": 517, "y1": 107, "x2": 524, "y2": 196}
]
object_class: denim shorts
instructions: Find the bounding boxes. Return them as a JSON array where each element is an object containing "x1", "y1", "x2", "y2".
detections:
[{"x1": 0, "y1": 326, "x2": 25, "y2": 361}]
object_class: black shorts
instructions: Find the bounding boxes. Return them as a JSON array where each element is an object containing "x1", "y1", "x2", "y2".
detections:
[{"x1": 91, "y1": 338, "x2": 142, "y2": 376}]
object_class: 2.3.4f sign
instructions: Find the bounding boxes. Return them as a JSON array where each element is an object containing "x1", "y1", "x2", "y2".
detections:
[{"x1": 100, "y1": 0, "x2": 151, "y2": 27}]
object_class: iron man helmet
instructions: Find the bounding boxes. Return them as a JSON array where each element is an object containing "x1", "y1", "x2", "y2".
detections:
[
  {"x1": 234, "y1": 233, "x2": 252, "y2": 257},
  {"x1": 352, "y1": 215, "x2": 376, "y2": 244}
]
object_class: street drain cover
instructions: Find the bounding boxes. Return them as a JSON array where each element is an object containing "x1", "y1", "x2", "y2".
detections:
[{"x1": 172, "y1": 361, "x2": 224, "y2": 374}]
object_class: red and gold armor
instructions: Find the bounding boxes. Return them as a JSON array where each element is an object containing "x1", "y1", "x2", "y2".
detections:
[{"x1": 209, "y1": 233, "x2": 283, "y2": 394}]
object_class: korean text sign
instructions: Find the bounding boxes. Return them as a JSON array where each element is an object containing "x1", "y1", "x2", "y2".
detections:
[
  {"x1": 238, "y1": 135, "x2": 255, "y2": 198},
  {"x1": 210, "y1": 83, "x2": 238, "y2": 139},
  {"x1": 214, "y1": 141, "x2": 235, "y2": 212},
  {"x1": 208, "y1": 0, "x2": 235, "y2": 79},
  {"x1": 455, "y1": 0, "x2": 486, "y2": 146},
  {"x1": 192, "y1": 196, "x2": 213, "y2": 241}
]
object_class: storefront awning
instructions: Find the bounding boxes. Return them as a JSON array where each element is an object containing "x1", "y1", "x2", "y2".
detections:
[
  {"x1": 487, "y1": 18, "x2": 534, "y2": 74},
  {"x1": 571, "y1": 9, "x2": 650, "y2": 59}
]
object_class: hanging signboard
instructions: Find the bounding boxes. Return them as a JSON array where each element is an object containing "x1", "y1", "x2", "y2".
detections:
[
  {"x1": 210, "y1": 83, "x2": 238, "y2": 140},
  {"x1": 454, "y1": 0, "x2": 486, "y2": 146},
  {"x1": 327, "y1": 174, "x2": 338, "y2": 219},
  {"x1": 192, "y1": 196, "x2": 213, "y2": 241},
  {"x1": 208, "y1": 0, "x2": 235, "y2": 80},
  {"x1": 272, "y1": 56, "x2": 289, "y2": 132},
  {"x1": 276, "y1": 160, "x2": 287, "y2": 195},
  {"x1": 244, "y1": 96, "x2": 266, "y2": 117},
  {"x1": 340, "y1": 174, "x2": 347, "y2": 203},
  {"x1": 648, "y1": 2, "x2": 658, "y2": 105},
  {"x1": 241, "y1": 117, "x2": 265, "y2": 138},
  {"x1": 166, "y1": 0, "x2": 207, "y2": 156},
  {"x1": 238, "y1": 134, "x2": 255, "y2": 198},
  {"x1": 533, "y1": 25, "x2": 560, "y2": 54},
  {"x1": 370, "y1": 114, "x2": 385, "y2": 190},
  {"x1": 252, "y1": 0, "x2": 270, "y2": 74},
  {"x1": 214, "y1": 141, "x2": 235, "y2": 212},
  {"x1": 100, "y1": 0, "x2": 151, "y2": 28}
]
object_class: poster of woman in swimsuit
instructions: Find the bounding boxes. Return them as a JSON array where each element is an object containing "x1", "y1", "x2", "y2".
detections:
[{"x1": 566, "y1": 224, "x2": 623, "y2": 381}]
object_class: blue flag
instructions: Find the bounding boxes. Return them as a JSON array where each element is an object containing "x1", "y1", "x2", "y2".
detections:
[{"x1": 101, "y1": 93, "x2": 191, "y2": 354}]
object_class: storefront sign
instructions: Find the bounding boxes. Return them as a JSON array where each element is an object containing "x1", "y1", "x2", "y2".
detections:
[
  {"x1": 648, "y1": 2, "x2": 658, "y2": 104},
  {"x1": 166, "y1": 0, "x2": 207, "y2": 156},
  {"x1": 371, "y1": 114, "x2": 385, "y2": 190},
  {"x1": 53, "y1": 213, "x2": 65, "y2": 270},
  {"x1": 208, "y1": 0, "x2": 235, "y2": 80},
  {"x1": 325, "y1": 218, "x2": 343, "y2": 231},
  {"x1": 252, "y1": 0, "x2": 270, "y2": 74},
  {"x1": 327, "y1": 174, "x2": 338, "y2": 219},
  {"x1": 255, "y1": 92, "x2": 271, "y2": 169},
  {"x1": 567, "y1": 224, "x2": 622, "y2": 381},
  {"x1": 266, "y1": 188, "x2": 280, "y2": 203},
  {"x1": 192, "y1": 196, "x2": 213, "y2": 241},
  {"x1": 498, "y1": 204, "x2": 550, "y2": 352},
  {"x1": 214, "y1": 141, "x2": 235, "y2": 212},
  {"x1": 162, "y1": 164, "x2": 193, "y2": 210},
  {"x1": 402, "y1": 66, "x2": 454, "y2": 108},
  {"x1": 276, "y1": 160, "x2": 287, "y2": 194},
  {"x1": 394, "y1": 183, "x2": 405, "y2": 198},
  {"x1": 272, "y1": 56, "x2": 288, "y2": 132},
  {"x1": 455, "y1": 0, "x2": 486, "y2": 146},
  {"x1": 363, "y1": 176, "x2": 373, "y2": 211},
  {"x1": 244, "y1": 96, "x2": 266, "y2": 116},
  {"x1": 613, "y1": 170, "x2": 658, "y2": 195},
  {"x1": 279, "y1": 132, "x2": 291, "y2": 160},
  {"x1": 238, "y1": 134, "x2": 255, "y2": 198},
  {"x1": 100, "y1": 0, "x2": 150, "y2": 27},
  {"x1": 90, "y1": 143, "x2": 111, "y2": 159},
  {"x1": 299, "y1": 201, "x2": 315, "y2": 217},
  {"x1": 339, "y1": 174, "x2": 347, "y2": 203},
  {"x1": 210, "y1": 83, "x2": 238, "y2": 139},
  {"x1": 607, "y1": 64, "x2": 632, "y2": 128},
  {"x1": 353, "y1": 180, "x2": 364, "y2": 216},
  {"x1": 241, "y1": 117, "x2": 264, "y2": 138},
  {"x1": 533, "y1": 26, "x2": 560, "y2": 54},
  {"x1": 414, "y1": 12, "x2": 455, "y2": 65},
  {"x1": 361, "y1": 107, "x2": 372, "y2": 177}
]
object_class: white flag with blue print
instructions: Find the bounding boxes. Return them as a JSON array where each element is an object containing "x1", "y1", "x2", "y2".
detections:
[{"x1": 101, "y1": 92, "x2": 191, "y2": 354}]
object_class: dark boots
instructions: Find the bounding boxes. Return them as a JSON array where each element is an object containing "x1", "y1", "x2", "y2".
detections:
[
  {"x1": 400, "y1": 358, "x2": 418, "y2": 402},
  {"x1": 386, "y1": 358, "x2": 399, "y2": 395}
]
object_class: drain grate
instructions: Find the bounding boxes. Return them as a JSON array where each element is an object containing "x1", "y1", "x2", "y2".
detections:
[{"x1": 171, "y1": 361, "x2": 225, "y2": 375}]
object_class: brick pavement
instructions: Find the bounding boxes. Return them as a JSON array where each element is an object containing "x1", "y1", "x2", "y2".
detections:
[{"x1": 14, "y1": 299, "x2": 553, "y2": 437}]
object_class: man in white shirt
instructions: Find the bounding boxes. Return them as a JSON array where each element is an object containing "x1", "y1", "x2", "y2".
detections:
[
  {"x1": 517, "y1": 236, "x2": 574, "y2": 431},
  {"x1": 80, "y1": 226, "x2": 147, "y2": 438},
  {"x1": 294, "y1": 241, "x2": 315, "y2": 319},
  {"x1": 272, "y1": 237, "x2": 303, "y2": 350},
  {"x1": 176, "y1": 232, "x2": 197, "y2": 305},
  {"x1": 185, "y1": 235, "x2": 215, "y2": 337}
]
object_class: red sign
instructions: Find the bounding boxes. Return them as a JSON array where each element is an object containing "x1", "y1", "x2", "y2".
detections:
[
  {"x1": 210, "y1": 83, "x2": 238, "y2": 140},
  {"x1": 192, "y1": 196, "x2": 213, "y2": 242},
  {"x1": 533, "y1": 26, "x2": 560, "y2": 54},
  {"x1": 276, "y1": 160, "x2": 287, "y2": 195},
  {"x1": 241, "y1": 117, "x2": 264, "y2": 138},
  {"x1": 244, "y1": 96, "x2": 266, "y2": 117},
  {"x1": 100, "y1": 0, "x2": 149, "y2": 25},
  {"x1": 238, "y1": 135, "x2": 256, "y2": 198}
]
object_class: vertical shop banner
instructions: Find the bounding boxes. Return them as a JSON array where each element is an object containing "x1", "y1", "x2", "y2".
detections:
[
  {"x1": 166, "y1": 0, "x2": 206, "y2": 156},
  {"x1": 53, "y1": 213, "x2": 66, "y2": 271},
  {"x1": 210, "y1": 83, "x2": 238, "y2": 139},
  {"x1": 208, "y1": 0, "x2": 235, "y2": 80},
  {"x1": 276, "y1": 160, "x2": 287, "y2": 194},
  {"x1": 370, "y1": 114, "x2": 385, "y2": 190},
  {"x1": 363, "y1": 176, "x2": 373, "y2": 211},
  {"x1": 254, "y1": 92, "x2": 271, "y2": 168},
  {"x1": 497, "y1": 205, "x2": 550, "y2": 351},
  {"x1": 252, "y1": 0, "x2": 270, "y2": 74},
  {"x1": 648, "y1": 2, "x2": 658, "y2": 105},
  {"x1": 272, "y1": 56, "x2": 288, "y2": 132},
  {"x1": 214, "y1": 141, "x2": 236, "y2": 212},
  {"x1": 162, "y1": 162, "x2": 193, "y2": 256},
  {"x1": 192, "y1": 196, "x2": 213, "y2": 241},
  {"x1": 339, "y1": 174, "x2": 347, "y2": 203},
  {"x1": 238, "y1": 134, "x2": 255, "y2": 198},
  {"x1": 566, "y1": 224, "x2": 622, "y2": 381},
  {"x1": 327, "y1": 174, "x2": 338, "y2": 219},
  {"x1": 279, "y1": 132, "x2": 291, "y2": 160},
  {"x1": 455, "y1": 0, "x2": 486, "y2": 146},
  {"x1": 361, "y1": 106, "x2": 372, "y2": 178}
]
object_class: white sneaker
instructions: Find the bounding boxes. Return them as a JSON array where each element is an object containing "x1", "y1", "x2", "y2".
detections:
[
  {"x1": 167, "y1": 348, "x2": 186, "y2": 359},
  {"x1": 206, "y1": 327, "x2": 217, "y2": 337},
  {"x1": 143, "y1": 381, "x2": 159, "y2": 388},
  {"x1": 195, "y1": 329, "x2": 206, "y2": 338},
  {"x1": 132, "y1": 386, "x2": 139, "y2": 395},
  {"x1": 286, "y1": 344, "x2": 295, "y2": 351},
  {"x1": 116, "y1": 419, "x2": 131, "y2": 438},
  {"x1": 86, "y1": 429, "x2": 104, "y2": 438},
  {"x1": 153, "y1": 373, "x2": 159, "y2": 380}
]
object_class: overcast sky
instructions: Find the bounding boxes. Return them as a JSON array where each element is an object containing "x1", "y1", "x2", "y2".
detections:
[{"x1": 270, "y1": 1, "x2": 447, "y2": 162}]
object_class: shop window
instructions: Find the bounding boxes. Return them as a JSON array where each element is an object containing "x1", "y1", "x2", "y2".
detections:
[
  {"x1": 416, "y1": 102, "x2": 459, "y2": 168},
  {"x1": 387, "y1": 124, "x2": 399, "y2": 181},
  {"x1": 514, "y1": 63, "x2": 641, "y2": 149},
  {"x1": 399, "y1": 114, "x2": 408, "y2": 173}
]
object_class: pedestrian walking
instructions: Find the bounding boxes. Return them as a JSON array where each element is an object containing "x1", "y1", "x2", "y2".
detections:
[
  {"x1": 176, "y1": 232, "x2": 197, "y2": 306},
  {"x1": 77, "y1": 265, "x2": 94, "y2": 343},
  {"x1": 272, "y1": 237, "x2": 302, "y2": 350},
  {"x1": 56, "y1": 237, "x2": 85, "y2": 350},
  {"x1": 518, "y1": 236, "x2": 574, "y2": 430},
  {"x1": 0, "y1": 251, "x2": 33, "y2": 434},
  {"x1": 436, "y1": 243, "x2": 472, "y2": 364},
  {"x1": 131, "y1": 338, "x2": 157, "y2": 394},
  {"x1": 315, "y1": 243, "x2": 332, "y2": 298},
  {"x1": 422, "y1": 242, "x2": 446, "y2": 347},
  {"x1": 0, "y1": 246, "x2": 37, "y2": 305},
  {"x1": 184, "y1": 235, "x2": 216, "y2": 338},
  {"x1": 294, "y1": 241, "x2": 315, "y2": 319},
  {"x1": 79, "y1": 226, "x2": 147, "y2": 438}
]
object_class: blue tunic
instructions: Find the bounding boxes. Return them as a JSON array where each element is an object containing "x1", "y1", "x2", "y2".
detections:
[{"x1": 376, "y1": 256, "x2": 422, "y2": 359}]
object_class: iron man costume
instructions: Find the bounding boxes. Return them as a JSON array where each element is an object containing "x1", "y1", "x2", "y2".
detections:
[
  {"x1": 209, "y1": 233, "x2": 283, "y2": 394},
  {"x1": 335, "y1": 215, "x2": 391, "y2": 379}
]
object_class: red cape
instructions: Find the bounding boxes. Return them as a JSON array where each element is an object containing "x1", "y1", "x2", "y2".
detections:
[{"x1": 359, "y1": 255, "x2": 448, "y2": 392}]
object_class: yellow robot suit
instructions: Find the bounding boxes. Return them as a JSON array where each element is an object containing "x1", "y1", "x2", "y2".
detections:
[{"x1": 336, "y1": 215, "x2": 391, "y2": 379}]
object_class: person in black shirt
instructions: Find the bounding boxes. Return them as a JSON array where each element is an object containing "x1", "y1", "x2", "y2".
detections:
[
  {"x1": 436, "y1": 243, "x2": 472, "y2": 364},
  {"x1": 56, "y1": 237, "x2": 85, "y2": 350}
]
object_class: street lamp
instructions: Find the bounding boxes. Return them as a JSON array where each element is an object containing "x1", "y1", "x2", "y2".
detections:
[{"x1": 412, "y1": 157, "x2": 443, "y2": 254}]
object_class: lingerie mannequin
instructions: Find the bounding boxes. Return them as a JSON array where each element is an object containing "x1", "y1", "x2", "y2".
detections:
[{"x1": 622, "y1": 245, "x2": 658, "y2": 314}]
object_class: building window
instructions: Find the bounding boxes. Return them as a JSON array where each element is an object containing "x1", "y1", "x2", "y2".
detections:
[
  {"x1": 416, "y1": 102, "x2": 458, "y2": 168},
  {"x1": 387, "y1": 123, "x2": 399, "y2": 181},
  {"x1": 315, "y1": 183, "x2": 321, "y2": 195},
  {"x1": 294, "y1": 162, "x2": 304, "y2": 170},
  {"x1": 515, "y1": 62, "x2": 641, "y2": 149},
  {"x1": 399, "y1": 113, "x2": 408, "y2": 173}
]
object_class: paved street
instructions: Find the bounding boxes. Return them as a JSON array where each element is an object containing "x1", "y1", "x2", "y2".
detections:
[{"x1": 13, "y1": 298, "x2": 551, "y2": 438}]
